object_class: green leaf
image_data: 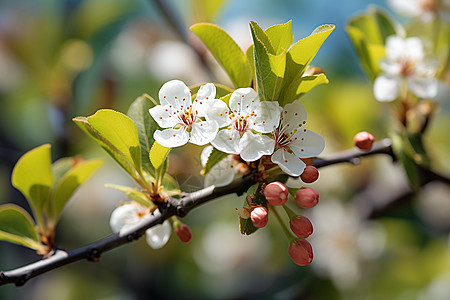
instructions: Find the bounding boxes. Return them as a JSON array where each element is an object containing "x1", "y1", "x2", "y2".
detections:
[
  {"x1": 0, "y1": 204, "x2": 43, "y2": 250},
  {"x1": 284, "y1": 24, "x2": 335, "y2": 83},
  {"x1": 250, "y1": 21, "x2": 286, "y2": 101},
  {"x1": 391, "y1": 131, "x2": 420, "y2": 190},
  {"x1": 52, "y1": 157, "x2": 78, "y2": 186},
  {"x1": 161, "y1": 173, "x2": 181, "y2": 197},
  {"x1": 105, "y1": 184, "x2": 154, "y2": 208},
  {"x1": 50, "y1": 159, "x2": 103, "y2": 222},
  {"x1": 150, "y1": 141, "x2": 170, "y2": 170},
  {"x1": 127, "y1": 95, "x2": 158, "y2": 175},
  {"x1": 73, "y1": 109, "x2": 141, "y2": 178},
  {"x1": 202, "y1": 147, "x2": 228, "y2": 175},
  {"x1": 246, "y1": 44, "x2": 256, "y2": 83},
  {"x1": 249, "y1": 21, "x2": 275, "y2": 54},
  {"x1": 265, "y1": 20, "x2": 293, "y2": 55},
  {"x1": 281, "y1": 73, "x2": 329, "y2": 105},
  {"x1": 191, "y1": 23, "x2": 252, "y2": 88},
  {"x1": 11, "y1": 144, "x2": 53, "y2": 226},
  {"x1": 346, "y1": 6, "x2": 397, "y2": 80}
]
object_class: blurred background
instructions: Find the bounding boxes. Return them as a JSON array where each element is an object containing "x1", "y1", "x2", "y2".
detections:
[{"x1": 1, "y1": 0, "x2": 450, "y2": 299}]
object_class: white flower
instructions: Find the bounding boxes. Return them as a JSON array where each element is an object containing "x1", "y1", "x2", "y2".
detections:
[
  {"x1": 149, "y1": 80, "x2": 219, "y2": 148},
  {"x1": 207, "y1": 88, "x2": 281, "y2": 162},
  {"x1": 200, "y1": 145, "x2": 237, "y2": 187},
  {"x1": 373, "y1": 36, "x2": 438, "y2": 102},
  {"x1": 388, "y1": 0, "x2": 450, "y2": 23},
  {"x1": 110, "y1": 203, "x2": 172, "y2": 249},
  {"x1": 270, "y1": 101, "x2": 325, "y2": 176}
]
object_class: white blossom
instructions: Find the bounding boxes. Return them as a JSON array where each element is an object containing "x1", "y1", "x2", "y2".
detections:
[
  {"x1": 373, "y1": 36, "x2": 438, "y2": 102},
  {"x1": 149, "y1": 80, "x2": 219, "y2": 148},
  {"x1": 270, "y1": 101, "x2": 325, "y2": 176},
  {"x1": 207, "y1": 88, "x2": 281, "y2": 162},
  {"x1": 110, "y1": 203, "x2": 172, "y2": 249}
]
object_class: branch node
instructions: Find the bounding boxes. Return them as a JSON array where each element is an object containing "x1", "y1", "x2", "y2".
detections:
[
  {"x1": 350, "y1": 157, "x2": 361, "y2": 165},
  {"x1": 86, "y1": 248, "x2": 101, "y2": 262},
  {"x1": 16, "y1": 275, "x2": 29, "y2": 287}
]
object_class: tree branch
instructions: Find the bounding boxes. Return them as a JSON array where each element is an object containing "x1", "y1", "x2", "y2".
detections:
[{"x1": 2, "y1": 138, "x2": 449, "y2": 287}]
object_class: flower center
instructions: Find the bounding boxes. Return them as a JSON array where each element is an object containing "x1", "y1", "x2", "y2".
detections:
[
  {"x1": 273, "y1": 124, "x2": 298, "y2": 148},
  {"x1": 232, "y1": 115, "x2": 250, "y2": 133},
  {"x1": 176, "y1": 105, "x2": 197, "y2": 128},
  {"x1": 400, "y1": 59, "x2": 415, "y2": 77}
]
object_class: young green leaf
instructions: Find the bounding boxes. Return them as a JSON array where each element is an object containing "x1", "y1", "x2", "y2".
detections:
[
  {"x1": 49, "y1": 159, "x2": 103, "y2": 222},
  {"x1": 105, "y1": 184, "x2": 155, "y2": 208},
  {"x1": 11, "y1": 144, "x2": 53, "y2": 228},
  {"x1": 73, "y1": 109, "x2": 142, "y2": 179},
  {"x1": 250, "y1": 21, "x2": 287, "y2": 101},
  {"x1": 285, "y1": 24, "x2": 335, "y2": 83},
  {"x1": 391, "y1": 131, "x2": 420, "y2": 191},
  {"x1": 127, "y1": 95, "x2": 158, "y2": 175},
  {"x1": 265, "y1": 20, "x2": 293, "y2": 55},
  {"x1": 249, "y1": 21, "x2": 275, "y2": 54},
  {"x1": 281, "y1": 73, "x2": 329, "y2": 105},
  {"x1": 0, "y1": 204, "x2": 43, "y2": 251},
  {"x1": 191, "y1": 23, "x2": 252, "y2": 88},
  {"x1": 202, "y1": 147, "x2": 228, "y2": 175},
  {"x1": 346, "y1": 7, "x2": 397, "y2": 80},
  {"x1": 149, "y1": 141, "x2": 170, "y2": 170}
]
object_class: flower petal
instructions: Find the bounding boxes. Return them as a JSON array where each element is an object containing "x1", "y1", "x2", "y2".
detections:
[
  {"x1": 404, "y1": 37, "x2": 424, "y2": 61},
  {"x1": 280, "y1": 100, "x2": 307, "y2": 128},
  {"x1": 252, "y1": 101, "x2": 282, "y2": 133},
  {"x1": 229, "y1": 88, "x2": 259, "y2": 114},
  {"x1": 158, "y1": 80, "x2": 191, "y2": 108},
  {"x1": 271, "y1": 148, "x2": 306, "y2": 176},
  {"x1": 110, "y1": 204, "x2": 140, "y2": 233},
  {"x1": 211, "y1": 128, "x2": 241, "y2": 154},
  {"x1": 194, "y1": 83, "x2": 217, "y2": 117},
  {"x1": 387, "y1": 0, "x2": 422, "y2": 18},
  {"x1": 385, "y1": 36, "x2": 407, "y2": 62},
  {"x1": 205, "y1": 99, "x2": 231, "y2": 128},
  {"x1": 373, "y1": 74, "x2": 401, "y2": 102},
  {"x1": 154, "y1": 128, "x2": 189, "y2": 148},
  {"x1": 204, "y1": 158, "x2": 235, "y2": 187},
  {"x1": 149, "y1": 105, "x2": 178, "y2": 128},
  {"x1": 290, "y1": 129, "x2": 325, "y2": 158},
  {"x1": 189, "y1": 120, "x2": 219, "y2": 146},
  {"x1": 407, "y1": 76, "x2": 438, "y2": 99},
  {"x1": 145, "y1": 220, "x2": 172, "y2": 249},
  {"x1": 240, "y1": 132, "x2": 275, "y2": 162}
]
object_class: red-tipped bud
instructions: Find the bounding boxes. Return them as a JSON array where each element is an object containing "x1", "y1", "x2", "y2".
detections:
[
  {"x1": 300, "y1": 166, "x2": 319, "y2": 183},
  {"x1": 175, "y1": 224, "x2": 192, "y2": 243},
  {"x1": 290, "y1": 216, "x2": 313, "y2": 238},
  {"x1": 288, "y1": 239, "x2": 313, "y2": 266},
  {"x1": 251, "y1": 206, "x2": 268, "y2": 228},
  {"x1": 264, "y1": 182, "x2": 288, "y2": 206},
  {"x1": 295, "y1": 187, "x2": 319, "y2": 208},
  {"x1": 354, "y1": 131, "x2": 375, "y2": 151}
]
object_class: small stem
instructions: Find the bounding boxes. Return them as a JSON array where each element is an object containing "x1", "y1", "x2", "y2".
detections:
[
  {"x1": 282, "y1": 204, "x2": 297, "y2": 220},
  {"x1": 270, "y1": 206, "x2": 295, "y2": 243}
]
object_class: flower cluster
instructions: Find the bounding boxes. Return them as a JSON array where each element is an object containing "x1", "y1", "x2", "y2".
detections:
[
  {"x1": 373, "y1": 36, "x2": 438, "y2": 102},
  {"x1": 388, "y1": 0, "x2": 450, "y2": 23}
]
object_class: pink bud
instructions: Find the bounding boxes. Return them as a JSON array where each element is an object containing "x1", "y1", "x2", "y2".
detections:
[
  {"x1": 175, "y1": 224, "x2": 192, "y2": 243},
  {"x1": 251, "y1": 206, "x2": 268, "y2": 228},
  {"x1": 290, "y1": 216, "x2": 313, "y2": 238},
  {"x1": 288, "y1": 239, "x2": 313, "y2": 266},
  {"x1": 300, "y1": 166, "x2": 319, "y2": 183},
  {"x1": 264, "y1": 182, "x2": 288, "y2": 206},
  {"x1": 295, "y1": 187, "x2": 319, "y2": 208},
  {"x1": 354, "y1": 131, "x2": 375, "y2": 151}
]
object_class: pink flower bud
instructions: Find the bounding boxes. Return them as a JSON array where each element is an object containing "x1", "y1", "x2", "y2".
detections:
[
  {"x1": 264, "y1": 182, "x2": 288, "y2": 206},
  {"x1": 251, "y1": 206, "x2": 268, "y2": 228},
  {"x1": 288, "y1": 239, "x2": 313, "y2": 266},
  {"x1": 290, "y1": 216, "x2": 313, "y2": 238},
  {"x1": 300, "y1": 166, "x2": 319, "y2": 183},
  {"x1": 354, "y1": 131, "x2": 375, "y2": 151},
  {"x1": 175, "y1": 224, "x2": 192, "y2": 243},
  {"x1": 295, "y1": 187, "x2": 319, "y2": 208}
]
